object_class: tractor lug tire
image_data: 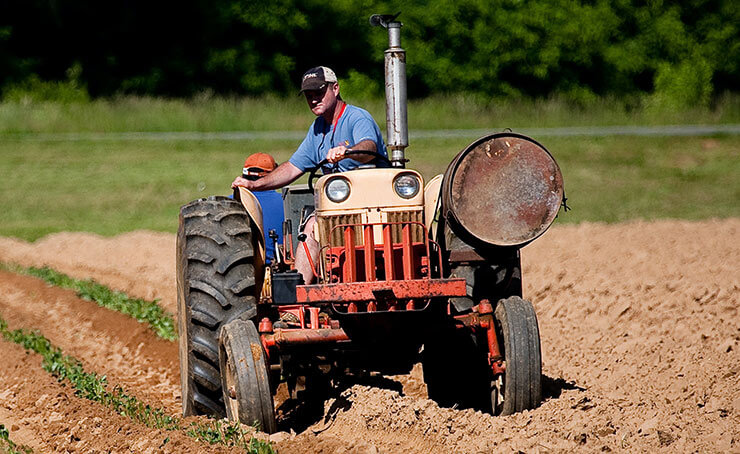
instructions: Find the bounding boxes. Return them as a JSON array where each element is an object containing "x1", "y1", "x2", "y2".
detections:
[{"x1": 177, "y1": 196, "x2": 258, "y2": 418}]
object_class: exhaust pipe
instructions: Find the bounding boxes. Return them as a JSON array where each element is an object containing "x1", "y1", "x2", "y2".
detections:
[{"x1": 370, "y1": 13, "x2": 408, "y2": 168}]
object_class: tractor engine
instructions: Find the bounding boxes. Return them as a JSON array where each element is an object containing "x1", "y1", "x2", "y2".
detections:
[
  {"x1": 294, "y1": 167, "x2": 466, "y2": 314},
  {"x1": 315, "y1": 169, "x2": 427, "y2": 285}
]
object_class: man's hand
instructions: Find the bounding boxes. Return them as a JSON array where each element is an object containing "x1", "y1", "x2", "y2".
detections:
[
  {"x1": 231, "y1": 176, "x2": 254, "y2": 189},
  {"x1": 326, "y1": 145, "x2": 348, "y2": 164},
  {"x1": 331, "y1": 140, "x2": 378, "y2": 164}
]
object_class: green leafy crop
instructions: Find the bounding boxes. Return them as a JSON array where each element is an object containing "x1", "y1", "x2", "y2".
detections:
[
  {"x1": 0, "y1": 315, "x2": 274, "y2": 453},
  {"x1": 1, "y1": 264, "x2": 176, "y2": 341},
  {"x1": 0, "y1": 424, "x2": 33, "y2": 454}
]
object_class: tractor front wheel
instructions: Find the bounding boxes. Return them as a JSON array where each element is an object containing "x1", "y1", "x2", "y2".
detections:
[
  {"x1": 422, "y1": 296, "x2": 542, "y2": 416},
  {"x1": 219, "y1": 319, "x2": 277, "y2": 433},
  {"x1": 491, "y1": 296, "x2": 542, "y2": 415}
]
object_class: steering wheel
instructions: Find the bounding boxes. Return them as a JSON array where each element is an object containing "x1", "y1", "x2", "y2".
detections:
[{"x1": 307, "y1": 150, "x2": 392, "y2": 192}]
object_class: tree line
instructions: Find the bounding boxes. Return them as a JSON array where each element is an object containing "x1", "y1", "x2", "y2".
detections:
[{"x1": 0, "y1": 0, "x2": 737, "y2": 107}]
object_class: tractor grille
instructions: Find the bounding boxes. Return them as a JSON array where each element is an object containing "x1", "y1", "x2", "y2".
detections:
[
  {"x1": 318, "y1": 210, "x2": 424, "y2": 247},
  {"x1": 386, "y1": 210, "x2": 424, "y2": 243},
  {"x1": 318, "y1": 213, "x2": 364, "y2": 246}
]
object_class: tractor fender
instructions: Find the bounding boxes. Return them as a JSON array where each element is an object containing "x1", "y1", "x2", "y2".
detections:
[
  {"x1": 424, "y1": 174, "x2": 444, "y2": 241},
  {"x1": 237, "y1": 187, "x2": 267, "y2": 267}
]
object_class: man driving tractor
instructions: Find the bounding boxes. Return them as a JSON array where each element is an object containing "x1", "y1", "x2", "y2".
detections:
[{"x1": 232, "y1": 66, "x2": 388, "y2": 284}]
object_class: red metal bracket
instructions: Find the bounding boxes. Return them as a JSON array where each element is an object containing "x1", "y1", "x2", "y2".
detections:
[
  {"x1": 262, "y1": 328, "x2": 350, "y2": 350},
  {"x1": 296, "y1": 278, "x2": 467, "y2": 303},
  {"x1": 452, "y1": 299, "x2": 506, "y2": 377}
]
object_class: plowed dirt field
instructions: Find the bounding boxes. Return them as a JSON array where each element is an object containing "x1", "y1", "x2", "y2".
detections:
[{"x1": 1, "y1": 219, "x2": 738, "y2": 453}]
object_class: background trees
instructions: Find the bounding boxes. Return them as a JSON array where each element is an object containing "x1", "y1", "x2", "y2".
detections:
[{"x1": 1, "y1": 0, "x2": 737, "y2": 106}]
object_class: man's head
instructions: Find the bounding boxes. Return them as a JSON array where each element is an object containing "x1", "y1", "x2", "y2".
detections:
[
  {"x1": 242, "y1": 153, "x2": 277, "y2": 181},
  {"x1": 300, "y1": 66, "x2": 341, "y2": 118}
]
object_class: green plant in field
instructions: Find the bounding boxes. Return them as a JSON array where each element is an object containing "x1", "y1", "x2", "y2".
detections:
[
  {"x1": 0, "y1": 424, "x2": 33, "y2": 454},
  {"x1": 340, "y1": 70, "x2": 382, "y2": 101},
  {"x1": 0, "y1": 264, "x2": 176, "y2": 341},
  {"x1": 2, "y1": 63, "x2": 89, "y2": 104},
  {"x1": 186, "y1": 420, "x2": 274, "y2": 453},
  {"x1": 0, "y1": 316, "x2": 275, "y2": 453},
  {"x1": 651, "y1": 54, "x2": 714, "y2": 109}
]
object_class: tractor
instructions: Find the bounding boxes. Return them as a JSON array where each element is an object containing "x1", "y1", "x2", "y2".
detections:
[{"x1": 177, "y1": 14, "x2": 565, "y2": 433}]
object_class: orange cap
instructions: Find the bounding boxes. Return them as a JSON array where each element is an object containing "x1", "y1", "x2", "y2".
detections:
[{"x1": 243, "y1": 153, "x2": 277, "y2": 173}]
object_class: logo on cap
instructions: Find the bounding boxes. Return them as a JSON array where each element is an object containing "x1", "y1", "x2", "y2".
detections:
[{"x1": 300, "y1": 66, "x2": 337, "y2": 92}]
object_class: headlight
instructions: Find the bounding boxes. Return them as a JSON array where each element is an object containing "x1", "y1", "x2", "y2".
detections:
[
  {"x1": 325, "y1": 177, "x2": 351, "y2": 203},
  {"x1": 393, "y1": 174, "x2": 420, "y2": 199}
]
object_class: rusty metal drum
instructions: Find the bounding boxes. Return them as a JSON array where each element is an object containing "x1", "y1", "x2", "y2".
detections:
[{"x1": 441, "y1": 133, "x2": 564, "y2": 247}]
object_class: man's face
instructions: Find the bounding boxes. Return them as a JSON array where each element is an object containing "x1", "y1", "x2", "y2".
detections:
[{"x1": 304, "y1": 83, "x2": 338, "y2": 117}]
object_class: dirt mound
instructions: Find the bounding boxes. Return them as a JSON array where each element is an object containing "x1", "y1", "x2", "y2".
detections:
[
  {"x1": 1, "y1": 218, "x2": 739, "y2": 452},
  {"x1": 0, "y1": 270, "x2": 180, "y2": 413},
  {"x1": 0, "y1": 339, "x2": 241, "y2": 453},
  {"x1": 0, "y1": 231, "x2": 177, "y2": 313}
]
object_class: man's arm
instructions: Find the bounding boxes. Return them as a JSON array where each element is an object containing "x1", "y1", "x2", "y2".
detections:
[
  {"x1": 232, "y1": 161, "x2": 304, "y2": 191},
  {"x1": 326, "y1": 139, "x2": 377, "y2": 164}
]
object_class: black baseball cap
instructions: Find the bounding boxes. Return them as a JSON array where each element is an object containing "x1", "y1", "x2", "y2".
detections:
[{"x1": 300, "y1": 66, "x2": 338, "y2": 93}]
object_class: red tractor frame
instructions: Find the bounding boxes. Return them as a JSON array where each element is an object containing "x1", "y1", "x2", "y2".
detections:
[{"x1": 177, "y1": 14, "x2": 563, "y2": 433}]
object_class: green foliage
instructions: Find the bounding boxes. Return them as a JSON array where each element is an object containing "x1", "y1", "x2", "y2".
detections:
[
  {"x1": 341, "y1": 70, "x2": 383, "y2": 101},
  {"x1": 2, "y1": 264, "x2": 176, "y2": 341},
  {"x1": 185, "y1": 421, "x2": 274, "y2": 452},
  {"x1": 651, "y1": 54, "x2": 714, "y2": 109},
  {"x1": 1, "y1": 1, "x2": 737, "y2": 104},
  {"x1": 0, "y1": 316, "x2": 275, "y2": 454},
  {"x1": 0, "y1": 424, "x2": 33, "y2": 454},
  {"x1": 3, "y1": 75, "x2": 90, "y2": 104},
  {"x1": 3, "y1": 64, "x2": 89, "y2": 103}
]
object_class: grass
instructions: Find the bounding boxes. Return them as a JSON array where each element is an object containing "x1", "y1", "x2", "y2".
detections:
[
  {"x1": 1, "y1": 264, "x2": 176, "y2": 340},
  {"x1": 0, "y1": 95, "x2": 737, "y2": 240},
  {"x1": 0, "y1": 315, "x2": 274, "y2": 453},
  {"x1": 0, "y1": 93, "x2": 738, "y2": 135},
  {"x1": 0, "y1": 133, "x2": 737, "y2": 241}
]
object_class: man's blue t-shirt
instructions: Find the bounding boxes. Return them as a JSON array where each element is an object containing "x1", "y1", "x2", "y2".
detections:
[{"x1": 289, "y1": 104, "x2": 388, "y2": 174}]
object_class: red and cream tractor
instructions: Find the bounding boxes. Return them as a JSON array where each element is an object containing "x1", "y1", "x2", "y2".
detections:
[{"x1": 177, "y1": 14, "x2": 565, "y2": 433}]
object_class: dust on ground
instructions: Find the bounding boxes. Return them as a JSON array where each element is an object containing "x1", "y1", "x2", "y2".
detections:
[{"x1": 0, "y1": 218, "x2": 738, "y2": 452}]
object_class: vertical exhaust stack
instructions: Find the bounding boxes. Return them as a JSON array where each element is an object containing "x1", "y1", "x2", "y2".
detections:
[{"x1": 370, "y1": 13, "x2": 408, "y2": 168}]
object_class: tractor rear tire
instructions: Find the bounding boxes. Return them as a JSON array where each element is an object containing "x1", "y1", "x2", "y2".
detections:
[
  {"x1": 422, "y1": 328, "x2": 491, "y2": 411},
  {"x1": 493, "y1": 296, "x2": 542, "y2": 415},
  {"x1": 177, "y1": 196, "x2": 259, "y2": 418},
  {"x1": 219, "y1": 319, "x2": 276, "y2": 433}
]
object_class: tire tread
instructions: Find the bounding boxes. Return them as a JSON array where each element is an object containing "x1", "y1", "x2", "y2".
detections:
[{"x1": 177, "y1": 196, "x2": 259, "y2": 418}]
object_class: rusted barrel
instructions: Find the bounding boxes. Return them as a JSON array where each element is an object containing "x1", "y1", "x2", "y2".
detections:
[{"x1": 441, "y1": 133, "x2": 564, "y2": 248}]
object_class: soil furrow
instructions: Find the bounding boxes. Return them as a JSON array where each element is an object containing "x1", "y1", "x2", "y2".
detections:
[
  {"x1": 0, "y1": 337, "x2": 240, "y2": 453},
  {"x1": 0, "y1": 270, "x2": 180, "y2": 414},
  {"x1": 0, "y1": 231, "x2": 177, "y2": 314},
  {"x1": 1, "y1": 219, "x2": 739, "y2": 452}
]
